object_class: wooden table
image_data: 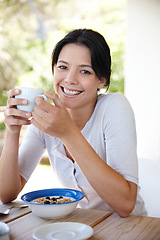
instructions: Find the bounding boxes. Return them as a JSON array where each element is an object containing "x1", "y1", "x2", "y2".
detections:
[
  {"x1": 91, "y1": 213, "x2": 160, "y2": 240},
  {"x1": 0, "y1": 201, "x2": 160, "y2": 240}
]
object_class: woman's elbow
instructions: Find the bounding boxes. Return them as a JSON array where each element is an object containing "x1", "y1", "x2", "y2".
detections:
[
  {"x1": 0, "y1": 192, "x2": 17, "y2": 204},
  {"x1": 116, "y1": 200, "x2": 136, "y2": 218}
]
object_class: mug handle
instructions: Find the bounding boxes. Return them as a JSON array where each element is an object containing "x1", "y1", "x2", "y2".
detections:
[{"x1": 38, "y1": 94, "x2": 48, "y2": 101}]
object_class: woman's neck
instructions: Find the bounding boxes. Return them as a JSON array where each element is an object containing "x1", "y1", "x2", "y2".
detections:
[{"x1": 67, "y1": 98, "x2": 97, "y2": 131}]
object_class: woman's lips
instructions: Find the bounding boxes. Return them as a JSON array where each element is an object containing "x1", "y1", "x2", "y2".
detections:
[{"x1": 61, "y1": 87, "x2": 83, "y2": 96}]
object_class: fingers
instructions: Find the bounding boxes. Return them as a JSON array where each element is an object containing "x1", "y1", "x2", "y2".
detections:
[
  {"x1": 3, "y1": 88, "x2": 32, "y2": 133},
  {"x1": 31, "y1": 93, "x2": 64, "y2": 135},
  {"x1": 7, "y1": 88, "x2": 20, "y2": 98},
  {"x1": 31, "y1": 92, "x2": 73, "y2": 138},
  {"x1": 32, "y1": 97, "x2": 50, "y2": 127},
  {"x1": 32, "y1": 104, "x2": 46, "y2": 123},
  {"x1": 7, "y1": 88, "x2": 28, "y2": 109},
  {"x1": 31, "y1": 114, "x2": 46, "y2": 132},
  {"x1": 34, "y1": 92, "x2": 64, "y2": 114},
  {"x1": 7, "y1": 98, "x2": 28, "y2": 109},
  {"x1": 4, "y1": 107, "x2": 32, "y2": 131},
  {"x1": 4, "y1": 115, "x2": 31, "y2": 127},
  {"x1": 44, "y1": 92, "x2": 64, "y2": 108},
  {"x1": 4, "y1": 108, "x2": 31, "y2": 119},
  {"x1": 4, "y1": 112, "x2": 31, "y2": 130}
]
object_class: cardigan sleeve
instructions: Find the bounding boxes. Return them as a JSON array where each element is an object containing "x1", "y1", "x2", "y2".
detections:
[
  {"x1": 103, "y1": 93, "x2": 138, "y2": 184},
  {"x1": 18, "y1": 124, "x2": 46, "y2": 181}
]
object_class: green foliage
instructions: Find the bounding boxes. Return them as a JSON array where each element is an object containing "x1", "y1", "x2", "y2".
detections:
[
  {"x1": 0, "y1": 91, "x2": 8, "y2": 106},
  {"x1": 0, "y1": 121, "x2": 5, "y2": 131},
  {"x1": 109, "y1": 42, "x2": 124, "y2": 93},
  {"x1": 0, "y1": 0, "x2": 126, "y2": 107}
]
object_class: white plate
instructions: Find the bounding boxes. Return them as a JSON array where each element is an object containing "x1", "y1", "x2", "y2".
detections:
[{"x1": 32, "y1": 222, "x2": 94, "y2": 240}]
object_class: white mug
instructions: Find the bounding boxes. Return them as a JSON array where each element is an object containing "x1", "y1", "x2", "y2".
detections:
[
  {"x1": 0, "y1": 222, "x2": 10, "y2": 240},
  {"x1": 15, "y1": 87, "x2": 47, "y2": 113}
]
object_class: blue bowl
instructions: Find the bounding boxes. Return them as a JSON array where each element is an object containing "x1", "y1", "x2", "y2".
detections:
[{"x1": 21, "y1": 188, "x2": 85, "y2": 219}]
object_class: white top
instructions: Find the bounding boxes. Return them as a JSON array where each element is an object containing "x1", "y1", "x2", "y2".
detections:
[{"x1": 18, "y1": 93, "x2": 147, "y2": 215}]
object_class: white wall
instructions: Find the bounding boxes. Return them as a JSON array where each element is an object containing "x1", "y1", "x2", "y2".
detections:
[{"x1": 125, "y1": 0, "x2": 160, "y2": 162}]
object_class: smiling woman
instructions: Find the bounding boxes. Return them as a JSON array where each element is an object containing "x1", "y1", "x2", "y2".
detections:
[
  {"x1": 0, "y1": 29, "x2": 147, "y2": 217},
  {"x1": 53, "y1": 43, "x2": 105, "y2": 113}
]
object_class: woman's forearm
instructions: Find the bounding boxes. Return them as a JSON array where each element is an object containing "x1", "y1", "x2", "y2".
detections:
[
  {"x1": 0, "y1": 130, "x2": 24, "y2": 203},
  {"x1": 61, "y1": 126, "x2": 137, "y2": 217}
]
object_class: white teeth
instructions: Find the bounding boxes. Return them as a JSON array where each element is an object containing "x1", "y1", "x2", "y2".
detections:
[{"x1": 63, "y1": 87, "x2": 81, "y2": 95}]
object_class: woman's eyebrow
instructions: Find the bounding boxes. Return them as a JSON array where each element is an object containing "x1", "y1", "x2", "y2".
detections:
[
  {"x1": 57, "y1": 60, "x2": 68, "y2": 64},
  {"x1": 80, "y1": 64, "x2": 93, "y2": 69}
]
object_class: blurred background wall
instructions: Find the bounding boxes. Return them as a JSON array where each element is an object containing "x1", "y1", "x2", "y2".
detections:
[{"x1": 125, "y1": 0, "x2": 160, "y2": 162}]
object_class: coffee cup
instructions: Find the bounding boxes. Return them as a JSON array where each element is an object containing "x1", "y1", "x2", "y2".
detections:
[{"x1": 15, "y1": 87, "x2": 47, "y2": 113}]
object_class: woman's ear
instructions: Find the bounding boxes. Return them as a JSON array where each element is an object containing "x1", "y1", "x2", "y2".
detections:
[{"x1": 97, "y1": 77, "x2": 106, "y2": 89}]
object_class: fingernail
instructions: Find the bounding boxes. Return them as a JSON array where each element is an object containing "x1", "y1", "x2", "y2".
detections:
[
  {"x1": 22, "y1": 100, "x2": 27, "y2": 104},
  {"x1": 15, "y1": 89, "x2": 20, "y2": 94},
  {"x1": 25, "y1": 112, "x2": 31, "y2": 117}
]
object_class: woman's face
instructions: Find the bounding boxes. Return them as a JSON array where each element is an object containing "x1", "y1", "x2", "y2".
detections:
[{"x1": 53, "y1": 43, "x2": 105, "y2": 110}]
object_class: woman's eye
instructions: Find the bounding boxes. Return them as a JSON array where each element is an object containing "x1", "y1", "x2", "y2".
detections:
[
  {"x1": 58, "y1": 65, "x2": 67, "y2": 70},
  {"x1": 81, "y1": 70, "x2": 91, "y2": 75}
]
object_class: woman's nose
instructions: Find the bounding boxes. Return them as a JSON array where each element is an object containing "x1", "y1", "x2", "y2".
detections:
[{"x1": 65, "y1": 70, "x2": 78, "y2": 84}]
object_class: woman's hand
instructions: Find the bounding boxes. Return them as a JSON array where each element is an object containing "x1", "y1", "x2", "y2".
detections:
[
  {"x1": 31, "y1": 92, "x2": 75, "y2": 139},
  {"x1": 4, "y1": 88, "x2": 32, "y2": 135}
]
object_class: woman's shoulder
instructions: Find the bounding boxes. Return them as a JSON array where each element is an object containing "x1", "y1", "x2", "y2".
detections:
[
  {"x1": 97, "y1": 92, "x2": 131, "y2": 107},
  {"x1": 96, "y1": 92, "x2": 134, "y2": 119}
]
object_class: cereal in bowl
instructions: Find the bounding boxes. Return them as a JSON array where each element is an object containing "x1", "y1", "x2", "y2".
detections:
[{"x1": 31, "y1": 196, "x2": 73, "y2": 204}]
